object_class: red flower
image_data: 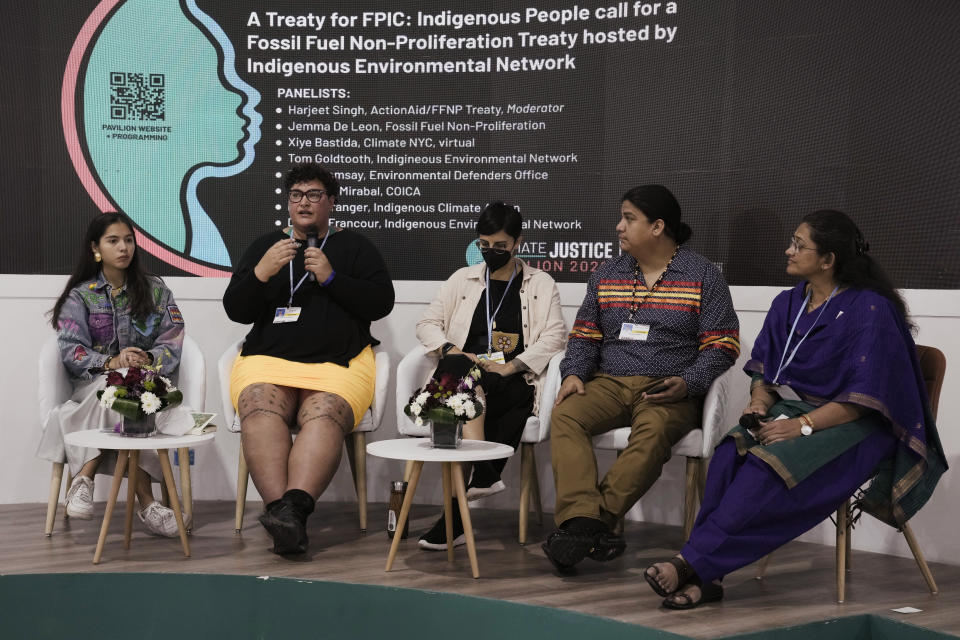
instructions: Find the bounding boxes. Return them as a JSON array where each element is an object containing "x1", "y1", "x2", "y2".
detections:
[{"x1": 106, "y1": 371, "x2": 124, "y2": 387}]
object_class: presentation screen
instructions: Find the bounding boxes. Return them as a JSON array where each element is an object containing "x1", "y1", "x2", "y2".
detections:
[{"x1": 2, "y1": 0, "x2": 958, "y2": 287}]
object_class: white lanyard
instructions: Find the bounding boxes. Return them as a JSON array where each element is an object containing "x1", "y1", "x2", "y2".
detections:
[
  {"x1": 288, "y1": 230, "x2": 329, "y2": 306},
  {"x1": 485, "y1": 263, "x2": 518, "y2": 354},
  {"x1": 772, "y1": 286, "x2": 839, "y2": 384}
]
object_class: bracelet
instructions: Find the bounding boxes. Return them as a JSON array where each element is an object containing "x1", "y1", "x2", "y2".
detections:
[
  {"x1": 320, "y1": 270, "x2": 336, "y2": 287},
  {"x1": 441, "y1": 343, "x2": 455, "y2": 355},
  {"x1": 798, "y1": 414, "x2": 816, "y2": 430},
  {"x1": 105, "y1": 356, "x2": 114, "y2": 370}
]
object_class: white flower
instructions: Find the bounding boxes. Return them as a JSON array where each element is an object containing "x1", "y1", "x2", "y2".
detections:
[
  {"x1": 461, "y1": 376, "x2": 474, "y2": 390},
  {"x1": 414, "y1": 416, "x2": 423, "y2": 426},
  {"x1": 99, "y1": 386, "x2": 118, "y2": 409},
  {"x1": 464, "y1": 402, "x2": 476, "y2": 419},
  {"x1": 410, "y1": 402, "x2": 422, "y2": 416},
  {"x1": 140, "y1": 391, "x2": 162, "y2": 415},
  {"x1": 160, "y1": 376, "x2": 177, "y2": 391},
  {"x1": 416, "y1": 391, "x2": 429, "y2": 405}
]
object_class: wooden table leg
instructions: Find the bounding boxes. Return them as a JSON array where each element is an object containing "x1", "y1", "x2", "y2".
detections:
[
  {"x1": 124, "y1": 450, "x2": 140, "y2": 549},
  {"x1": 158, "y1": 448, "x2": 191, "y2": 557},
  {"x1": 179, "y1": 447, "x2": 192, "y2": 533},
  {"x1": 441, "y1": 462, "x2": 454, "y2": 562},
  {"x1": 93, "y1": 450, "x2": 129, "y2": 564},
  {"x1": 386, "y1": 460, "x2": 422, "y2": 572},
  {"x1": 452, "y1": 461, "x2": 480, "y2": 579}
]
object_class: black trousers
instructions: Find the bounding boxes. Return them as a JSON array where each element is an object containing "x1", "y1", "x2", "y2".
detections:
[{"x1": 434, "y1": 355, "x2": 534, "y2": 485}]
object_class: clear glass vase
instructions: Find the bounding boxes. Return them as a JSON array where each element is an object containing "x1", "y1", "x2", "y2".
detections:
[
  {"x1": 429, "y1": 419, "x2": 463, "y2": 449},
  {"x1": 120, "y1": 413, "x2": 157, "y2": 437}
]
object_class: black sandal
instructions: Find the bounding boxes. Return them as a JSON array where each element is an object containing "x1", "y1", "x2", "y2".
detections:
[
  {"x1": 644, "y1": 556, "x2": 693, "y2": 597},
  {"x1": 662, "y1": 578, "x2": 724, "y2": 610}
]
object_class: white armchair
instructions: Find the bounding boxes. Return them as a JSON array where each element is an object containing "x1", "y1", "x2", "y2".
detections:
[
  {"x1": 40, "y1": 334, "x2": 205, "y2": 535},
  {"x1": 395, "y1": 345, "x2": 564, "y2": 544},
  {"x1": 219, "y1": 339, "x2": 389, "y2": 534},
  {"x1": 592, "y1": 341, "x2": 751, "y2": 540}
]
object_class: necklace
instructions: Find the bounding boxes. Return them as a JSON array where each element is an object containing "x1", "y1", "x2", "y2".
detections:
[{"x1": 629, "y1": 246, "x2": 679, "y2": 319}]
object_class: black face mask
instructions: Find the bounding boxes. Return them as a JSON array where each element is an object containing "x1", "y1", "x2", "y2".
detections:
[{"x1": 481, "y1": 248, "x2": 513, "y2": 272}]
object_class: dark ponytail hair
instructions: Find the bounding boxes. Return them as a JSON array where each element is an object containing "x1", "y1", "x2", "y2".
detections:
[
  {"x1": 622, "y1": 185, "x2": 692, "y2": 245},
  {"x1": 802, "y1": 209, "x2": 910, "y2": 326},
  {"x1": 50, "y1": 212, "x2": 157, "y2": 330}
]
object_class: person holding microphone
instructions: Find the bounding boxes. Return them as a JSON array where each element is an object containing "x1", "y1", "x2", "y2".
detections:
[{"x1": 223, "y1": 162, "x2": 394, "y2": 555}]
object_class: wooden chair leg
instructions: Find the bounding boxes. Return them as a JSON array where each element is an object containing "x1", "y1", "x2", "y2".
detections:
[
  {"x1": 178, "y1": 447, "x2": 192, "y2": 532},
  {"x1": 351, "y1": 431, "x2": 368, "y2": 533},
  {"x1": 683, "y1": 457, "x2": 699, "y2": 541},
  {"x1": 531, "y1": 454, "x2": 544, "y2": 526},
  {"x1": 755, "y1": 553, "x2": 772, "y2": 580},
  {"x1": 902, "y1": 522, "x2": 939, "y2": 594},
  {"x1": 45, "y1": 463, "x2": 65, "y2": 536},
  {"x1": 836, "y1": 499, "x2": 849, "y2": 603},
  {"x1": 235, "y1": 443, "x2": 248, "y2": 533},
  {"x1": 519, "y1": 443, "x2": 534, "y2": 545}
]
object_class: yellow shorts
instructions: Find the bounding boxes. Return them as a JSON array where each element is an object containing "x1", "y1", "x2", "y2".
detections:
[{"x1": 230, "y1": 346, "x2": 375, "y2": 429}]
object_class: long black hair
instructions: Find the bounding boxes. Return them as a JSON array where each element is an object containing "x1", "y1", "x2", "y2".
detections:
[
  {"x1": 50, "y1": 212, "x2": 156, "y2": 329},
  {"x1": 622, "y1": 185, "x2": 692, "y2": 245},
  {"x1": 803, "y1": 209, "x2": 911, "y2": 326}
]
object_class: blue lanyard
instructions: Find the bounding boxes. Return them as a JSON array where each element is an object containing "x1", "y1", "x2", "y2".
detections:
[
  {"x1": 772, "y1": 286, "x2": 839, "y2": 384},
  {"x1": 485, "y1": 263, "x2": 518, "y2": 354},
  {"x1": 288, "y1": 230, "x2": 329, "y2": 306}
]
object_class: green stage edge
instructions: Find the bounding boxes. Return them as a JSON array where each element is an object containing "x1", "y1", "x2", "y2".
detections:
[{"x1": 0, "y1": 573, "x2": 953, "y2": 640}]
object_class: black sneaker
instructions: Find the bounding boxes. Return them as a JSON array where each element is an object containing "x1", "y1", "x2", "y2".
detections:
[{"x1": 418, "y1": 509, "x2": 466, "y2": 551}]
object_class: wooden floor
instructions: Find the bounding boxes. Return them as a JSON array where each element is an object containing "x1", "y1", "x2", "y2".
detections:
[{"x1": 2, "y1": 500, "x2": 958, "y2": 639}]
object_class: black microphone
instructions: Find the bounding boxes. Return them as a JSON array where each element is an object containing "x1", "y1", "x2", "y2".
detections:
[{"x1": 305, "y1": 225, "x2": 319, "y2": 281}]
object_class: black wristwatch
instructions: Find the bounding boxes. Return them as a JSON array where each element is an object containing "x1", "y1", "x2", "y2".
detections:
[{"x1": 441, "y1": 343, "x2": 456, "y2": 355}]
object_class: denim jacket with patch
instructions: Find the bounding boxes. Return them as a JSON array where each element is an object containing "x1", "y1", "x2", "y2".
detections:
[{"x1": 56, "y1": 272, "x2": 184, "y2": 381}]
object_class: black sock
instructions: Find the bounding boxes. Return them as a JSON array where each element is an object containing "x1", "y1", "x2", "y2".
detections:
[
  {"x1": 282, "y1": 489, "x2": 316, "y2": 522},
  {"x1": 561, "y1": 516, "x2": 607, "y2": 535},
  {"x1": 265, "y1": 499, "x2": 283, "y2": 513}
]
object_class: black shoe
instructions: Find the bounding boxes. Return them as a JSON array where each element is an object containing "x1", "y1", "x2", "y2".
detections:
[
  {"x1": 542, "y1": 518, "x2": 625, "y2": 574},
  {"x1": 418, "y1": 508, "x2": 465, "y2": 551},
  {"x1": 259, "y1": 501, "x2": 307, "y2": 555},
  {"x1": 587, "y1": 531, "x2": 627, "y2": 562}
]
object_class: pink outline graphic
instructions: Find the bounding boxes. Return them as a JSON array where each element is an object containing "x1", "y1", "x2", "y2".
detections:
[{"x1": 61, "y1": 0, "x2": 230, "y2": 277}]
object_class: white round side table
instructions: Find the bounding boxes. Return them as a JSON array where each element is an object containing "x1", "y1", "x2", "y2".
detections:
[
  {"x1": 367, "y1": 438, "x2": 513, "y2": 579},
  {"x1": 63, "y1": 429, "x2": 215, "y2": 564}
]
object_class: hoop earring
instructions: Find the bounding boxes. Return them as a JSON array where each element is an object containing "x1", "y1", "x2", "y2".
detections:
[{"x1": 94, "y1": 251, "x2": 102, "y2": 263}]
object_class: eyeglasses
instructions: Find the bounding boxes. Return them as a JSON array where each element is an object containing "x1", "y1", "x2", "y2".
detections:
[
  {"x1": 289, "y1": 189, "x2": 326, "y2": 203},
  {"x1": 788, "y1": 237, "x2": 817, "y2": 253},
  {"x1": 475, "y1": 239, "x2": 511, "y2": 255}
]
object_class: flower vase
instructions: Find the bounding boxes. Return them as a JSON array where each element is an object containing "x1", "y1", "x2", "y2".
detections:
[
  {"x1": 429, "y1": 419, "x2": 463, "y2": 449},
  {"x1": 121, "y1": 413, "x2": 157, "y2": 438}
]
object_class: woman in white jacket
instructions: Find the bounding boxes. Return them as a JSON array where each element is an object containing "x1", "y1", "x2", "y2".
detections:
[{"x1": 414, "y1": 202, "x2": 567, "y2": 550}]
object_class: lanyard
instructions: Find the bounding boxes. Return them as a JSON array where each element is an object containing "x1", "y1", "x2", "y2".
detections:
[
  {"x1": 288, "y1": 230, "x2": 329, "y2": 306},
  {"x1": 772, "y1": 286, "x2": 839, "y2": 384},
  {"x1": 485, "y1": 263, "x2": 518, "y2": 354}
]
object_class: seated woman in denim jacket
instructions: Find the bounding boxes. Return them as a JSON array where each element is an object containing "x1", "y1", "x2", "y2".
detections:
[{"x1": 37, "y1": 212, "x2": 186, "y2": 537}]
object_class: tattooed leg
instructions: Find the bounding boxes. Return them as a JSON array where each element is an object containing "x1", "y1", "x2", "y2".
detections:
[
  {"x1": 238, "y1": 383, "x2": 298, "y2": 503},
  {"x1": 286, "y1": 391, "x2": 354, "y2": 498}
]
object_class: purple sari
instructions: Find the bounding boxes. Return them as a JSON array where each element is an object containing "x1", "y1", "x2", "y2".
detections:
[{"x1": 746, "y1": 282, "x2": 946, "y2": 526}]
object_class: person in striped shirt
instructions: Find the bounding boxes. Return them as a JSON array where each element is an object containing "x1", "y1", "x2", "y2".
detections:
[{"x1": 542, "y1": 185, "x2": 740, "y2": 574}]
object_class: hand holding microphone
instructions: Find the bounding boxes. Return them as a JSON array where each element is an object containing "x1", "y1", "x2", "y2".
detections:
[{"x1": 303, "y1": 225, "x2": 334, "y2": 285}]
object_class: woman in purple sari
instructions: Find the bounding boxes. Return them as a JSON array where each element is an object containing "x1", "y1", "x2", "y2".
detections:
[{"x1": 643, "y1": 210, "x2": 947, "y2": 609}]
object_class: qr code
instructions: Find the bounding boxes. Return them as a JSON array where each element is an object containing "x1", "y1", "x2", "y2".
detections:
[{"x1": 110, "y1": 72, "x2": 165, "y2": 120}]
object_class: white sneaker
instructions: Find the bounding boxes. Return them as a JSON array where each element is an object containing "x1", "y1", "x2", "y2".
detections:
[
  {"x1": 465, "y1": 480, "x2": 506, "y2": 502},
  {"x1": 138, "y1": 501, "x2": 191, "y2": 537},
  {"x1": 64, "y1": 476, "x2": 95, "y2": 519}
]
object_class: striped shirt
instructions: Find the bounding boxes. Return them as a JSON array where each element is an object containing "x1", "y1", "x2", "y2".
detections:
[{"x1": 562, "y1": 247, "x2": 740, "y2": 395}]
